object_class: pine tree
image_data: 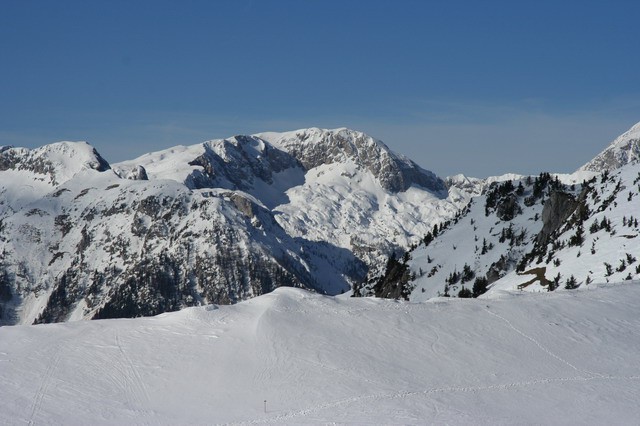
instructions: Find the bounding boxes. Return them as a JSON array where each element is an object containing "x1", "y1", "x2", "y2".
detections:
[
  {"x1": 569, "y1": 224, "x2": 584, "y2": 247},
  {"x1": 565, "y1": 275, "x2": 579, "y2": 290},
  {"x1": 461, "y1": 264, "x2": 475, "y2": 283},
  {"x1": 472, "y1": 277, "x2": 489, "y2": 298},
  {"x1": 549, "y1": 273, "x2": 561, "y2": 292},
  {"x1": 458, "y1": 287, "x2": 473, "y2": 298},
  {"x1": 481, "y1": 238, "x2": 488, "y2": 255},
  {"x1": 604, "y1": 262, "x2": 613, "y2": 277}
]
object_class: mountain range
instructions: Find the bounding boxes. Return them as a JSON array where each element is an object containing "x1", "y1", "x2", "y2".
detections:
[
  {"x1": 363, "y1": 121, "x2": 640, "y2": 300},
  {"x1": 1, "y1": 123, "x2": 639, "y2": 324}
]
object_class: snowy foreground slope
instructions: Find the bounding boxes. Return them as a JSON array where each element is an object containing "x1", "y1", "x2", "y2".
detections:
[{"x1": 2, "y1": 284, "x2": 640, "y2": 425}]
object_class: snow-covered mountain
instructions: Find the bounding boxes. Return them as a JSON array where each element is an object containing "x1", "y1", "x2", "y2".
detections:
[
  {"x1": 579, "y1": 121, "x2": 640, "y2": 172},
  {"x1": 0, "y1": 128, "x2": 462, "y2": 325},
  {"x1": 364, "y1": 132, "x2": 640, "y2": 300},
  {"x1": 0, "y1": 142, "x2": 110, "y2": 208},
  {"x1": 445, "y1": 172, "x2": 525, "y2": 205},
  {"x1": 3, "y1": 123, "x2": 640, "y2": 424},
  {"x1": 115, "y1": 128, "x2": 461, "y2": 269},
  {"x1": 3, "y1": 122, "x2": 640, "y2": 325},
  {"x1": 2, "y1": 284, "x2": 640, "y2": 424}
]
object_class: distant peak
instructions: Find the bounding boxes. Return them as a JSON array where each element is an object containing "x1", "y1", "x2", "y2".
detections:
[
  {"x1": 0, "y1": 140, "x2": 110, "y2": 185},
  {"x1": 39, "y1": 141, "x2": 111, "y2": 172},
  {"x1": 257, "y1": 127, "x2": 446, "y2": 194},
  {"x1": 579, "y1": 121, "x2": 640, "y2": 172}
]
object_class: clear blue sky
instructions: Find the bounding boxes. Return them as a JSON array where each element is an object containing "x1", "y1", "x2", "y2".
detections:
[{"x1": 1, "y1": 0, "x2": 639, "y2": 177}]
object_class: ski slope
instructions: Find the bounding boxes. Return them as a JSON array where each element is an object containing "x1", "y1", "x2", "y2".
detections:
[{"x1": 2, "y1": 284, "x2": 640, "y2": 425}]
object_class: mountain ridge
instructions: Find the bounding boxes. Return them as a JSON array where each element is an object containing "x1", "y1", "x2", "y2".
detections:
[
  {"x1": 2, "y1": 123, "x2": 639, "y2": 324},
  {"x1": 366, "y1": 160, "x2": 640, "y2": 301},
  {"x1": 579, "y1": 120, "x2": 640, "y2": 172},
  {"x1": 0, "y1": 128, "x2": 459, "y2": 325}
]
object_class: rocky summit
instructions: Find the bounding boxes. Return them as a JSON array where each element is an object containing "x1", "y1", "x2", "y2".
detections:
[{"x1": 0, "y1": 128, "x2": 461, "y2": 325}]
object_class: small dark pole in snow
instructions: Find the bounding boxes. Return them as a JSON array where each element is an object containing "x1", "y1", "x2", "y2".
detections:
[{"x1": 264, "y1": 400, "x2": 267, "y2": 413}]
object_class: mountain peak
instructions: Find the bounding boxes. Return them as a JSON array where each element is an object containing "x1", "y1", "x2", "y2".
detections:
[
  {"x1": 257, "y1": 127, "x2": 447, "y2": 194},
  {"x1": 578, "y1": 121, "x2": 640, "y2": 172},
  {"x1": 0, "y1": 141, "x2": 110, "y2": 186}
]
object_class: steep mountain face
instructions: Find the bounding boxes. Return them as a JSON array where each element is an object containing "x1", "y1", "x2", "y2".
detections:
[
  {"x1": 0, "y1": 142, "x2": 110, "y2": 185},
  {"x1": 0, "y1": 142, "x2": 111, "y2": 209},
  {"x1": 257, "y1": 128, "x2": 447, "y2": 194},
  {"x1": 256, "y1": 129, "x2": 460, "y2": 272},
  {"x1": 0, "y1": 128, "x2": 460, "y2": 325},
  {"x1": 0, "y1": 161, "x2": 363, "y2": 325},
  {"x1": 366, "y1": 161, "x2": 640, "y2": 300},
  {"x1": 364, "y1": 122, "x2": 640, "y2": 301},
  {"x1": 117, "y1": 128, "x2": 462, "y2": 276},
  {"x1": 579, "y1": 121, "x2": 640, "y2": 172},
  {"x1": 8, "y1": 123, "x2": 637, "y2": 324}
]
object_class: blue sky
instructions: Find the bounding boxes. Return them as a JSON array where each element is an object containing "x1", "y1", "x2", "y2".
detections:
[{"x1": 1, "y1": 0, "x2": 639, "y2": 177}]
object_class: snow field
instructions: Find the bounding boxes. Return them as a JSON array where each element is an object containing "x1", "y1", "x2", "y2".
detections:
[{"x1": 2, "y1": 283, "x2": 640, "y2": 424}]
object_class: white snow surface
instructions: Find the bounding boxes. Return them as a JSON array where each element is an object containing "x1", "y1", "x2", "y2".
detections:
[
  {"x1": 115, "y1": 128, "x2": 462, "y2": 269},
  {"x1": 403, "y1": 160, "x2": 640, "y2": 301},
  {"x1": 0, "y1": 141, "x2": 111, "y2": 211},
  {"x1": 579, "y1": 121, "x2": 640, "y2": 172},
  {"x1": 2, "y1": 284, "x2": 640, "y2": 425},
  {"x1": 1, "y1": 128, "x2": 465, "y2": 324}
]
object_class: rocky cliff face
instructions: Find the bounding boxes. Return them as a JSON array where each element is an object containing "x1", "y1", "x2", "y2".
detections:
[
  {"x1": 184, "y1": 136, "x2": 300, "y2": 191},
  {"x1": 0, "y1": 128, "x2": 458, "y2": 324},
  {"x1": 119, "y1": 128, "x2": 460, "y2": 281},
  {"x1": 0, "y1": 142, "x2": 110, "y2": 185},
  {"x1": 258, "y1": 128, "x2": 447, "y2": 194},
  {"x1": 535, "y1": 190, "x2": 578, "y2": 246},
  {"x1": 0, "y1": 169, "x2": 366, "y2": 325}
]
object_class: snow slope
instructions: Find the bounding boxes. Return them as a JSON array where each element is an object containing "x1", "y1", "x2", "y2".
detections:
[
  {"x1": 115, "y1": 128, "x2": 463, "y2": 274},
  {"x1": 0, "y1": 140, "x2": 366, "y2": 325},
  {"x1": 579, "y1": 121, "x2": 640, "y2": 172},
  {"x1": 490, "y1": 163, "x2": 640, "y2": 293},
  {"x1": 0, "y1": 141, "x2": 110, "y2": 211},
  {"x1": 371, "y1": 160, "x2": 640, "y2": 301},
  {"x1": 1, "y1": 284, "x2": 640, "y2": 424},
  {"x1": 1, "y1": 128, "x2": 464, "y2": 325}
]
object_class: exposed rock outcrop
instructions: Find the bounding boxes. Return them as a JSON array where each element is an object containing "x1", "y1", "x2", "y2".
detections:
[
  {"x1": 260, "y1": 128, "x2": 447, "y2": 195},
  {"x1": 536, "y1": 191, "x2": 578, "y2": 246}
]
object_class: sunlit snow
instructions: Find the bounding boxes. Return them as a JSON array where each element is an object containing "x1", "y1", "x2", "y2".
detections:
[{"x1": 2, "y1": 284, "x2": 640, "y2": 424}]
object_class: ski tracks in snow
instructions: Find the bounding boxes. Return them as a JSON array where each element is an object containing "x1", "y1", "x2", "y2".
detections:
[
  {"x1": 483, "y1": 306, "x2": 604, "y2": 378},
  {"x1": 113, "y1": 328, "x2": 153, "y2": 422},
  {"x1": 231, "y1": 374, "x2": 640, "y2": 425},
  {"x1": 233, "y1": 304, "x2": 637, "y2": 425},
  {"x1": 27, "y1": 344, "x2": 63, "y2": 426},
  {"x1": 26, "y1": 326, "x2": 153, "y2": 425},
  {"x1": 428, "y1": 324, "x2": 443, "y2": 357}
]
